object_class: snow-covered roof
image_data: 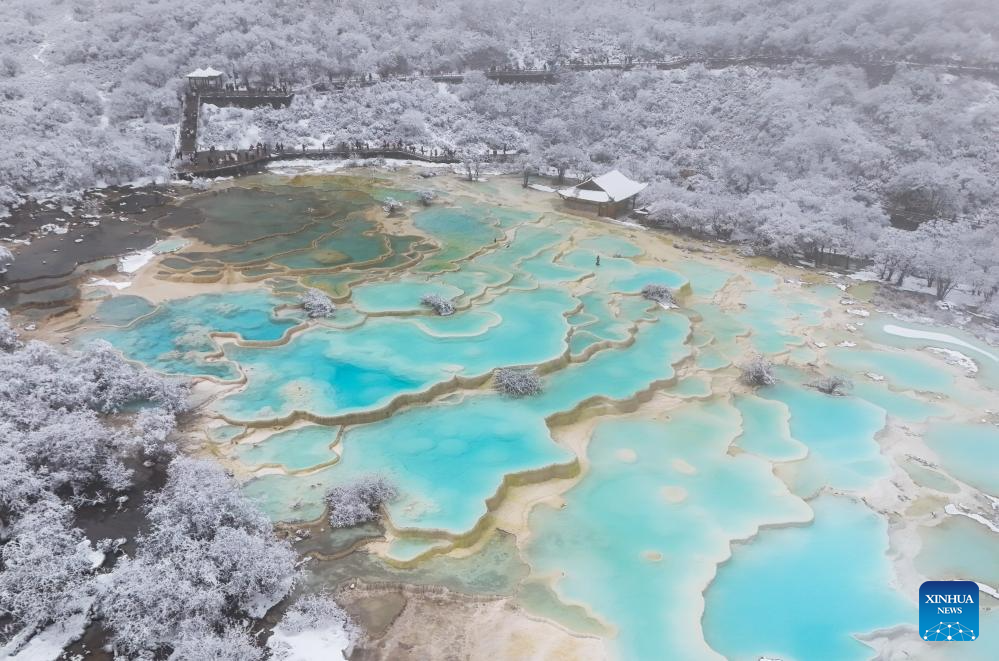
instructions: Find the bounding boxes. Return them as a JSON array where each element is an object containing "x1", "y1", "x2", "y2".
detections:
[
  {"x1": 559, "y1": 187, "x2": 611, "y2": 203},
  {"x1": 557, "y1": 169, "x2": 647, "y2": 203},
  {"x1": 589, "y1": 170, "x2": 648, "y2": 201},
  {"x1": 186, "y1": 67, "x2": 224, "y2": 78}
]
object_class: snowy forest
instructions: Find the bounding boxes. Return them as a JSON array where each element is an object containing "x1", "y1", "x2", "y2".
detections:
[
  {"x1": 2, "y1": 1, "x2": 998, "y2": 314},
  {"x1": 1, "y1": 0, "x2": 997, "y2": 204},
  {"x1": 0, "y1": 313, "x2": 356, "y2": 658}
]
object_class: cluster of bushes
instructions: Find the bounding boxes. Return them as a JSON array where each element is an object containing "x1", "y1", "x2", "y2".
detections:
[
  {"x1": 494, "y1": 367, "x2": 543, "y2": 397},
  {"x1": 299, "y1": 288, "x2": 336, "y2": 318},
  {"x1": 421, "y1": 293, "x2": 455, "y2": 316},
  {"x1": 0, "y1": 311, "x2": 355, "y2": 658},
  {"x1": 326, "y1": 476, "x2": 398, "y2": 528}
]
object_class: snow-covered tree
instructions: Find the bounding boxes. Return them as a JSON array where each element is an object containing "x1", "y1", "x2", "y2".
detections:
[
  {"x1": 299, "y1": 288, "x2": 336, "y2": 318},
  {"x1": 167, "y1": 621, "x2": 265, "y2": 661},
  {"x1": 0, "y1": 499, "x2": 95, "y2": 636},
  {"x1": 810, "y1": 375, "x2": 853, "y2": 395},
  {"x1": 494, "y1": 367, "x2": 543, "y2": 397},
  {"x1": 421, "y1": 293, "x2": 455, "y2": 316},
  {"x1": 327, "y1": 475, "x2": 398, "y2": 528},
  {"x1": 382, "y1": 197, "x2": 404, "y2": 216},
  {"x1": 739, "y1": 355, "x2": 778, "y2": 387},
  {"x1": 641, "y1": 284, "x2": 676, "y2": 307},
  {"x1": 100, "y1": 457, "x2": 297, "y2": 656}
]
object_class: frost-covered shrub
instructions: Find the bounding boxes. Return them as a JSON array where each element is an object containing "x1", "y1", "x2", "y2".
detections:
[
  {"x1": 0, "y1": 339, "x2": 185, "y2": 502},
  {"x1": 100, "y1": 458, "x2": 297, "y2": 657},
  {"x1": 0, "y1": 245, "x2": 13, "y2": 274},
  {"x1": 268, "y1": 594, "x2": 358, "y2": 661},
  {"x1": 421, "y1": 293, "x2": 455, "y2": 316},
  {"x1": 419, "y1": 190, "x2": 437, "y2": 206},
  {"x1": 327, "y1": 476, "x2": 398, "y2": 528},
  {"x1": 73, "y1": 340, "x2": 190, "y2": 414},
  {"x1": 739, "y1": 354, "x2": 777, "y2": 387},
  {"x1": 299, "y1": 288, "x2": 336, "y2": 318},
  {"x1": 810, "y1": 375, "x2": 853, "y2": 395},
  {"x1": 641, "y1": 284, "x2": 676, "y2": 306},
  {"x1": 0, "y1": 329, "x2": 295, "y2": 658},
  {"x1": 276, "y1": 594, "x2": 358, "y2": 638},
  {"x1": 0, "y1": 499, "x2": 94, "y2": 632},
  {"x1": 494, "y1": 367, "x2": 543, "y2": 397},
  {"x1": 167, "y1": 621, "x2": 265, "y2": 661},
  {"x1": 382, "y1": 197, "x2": 403, "y2": 215},
  {"x1": 0, "y1": 307, "x2": 20, "y2": 351}
]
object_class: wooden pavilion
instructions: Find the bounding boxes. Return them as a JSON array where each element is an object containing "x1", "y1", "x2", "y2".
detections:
[{"x1": 557, "y1": 170, "x2": 648, "y2": 218}]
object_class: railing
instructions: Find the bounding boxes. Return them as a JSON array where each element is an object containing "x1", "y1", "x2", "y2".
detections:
[
  {"x1": 176, "y1": 145, "x2": 468, "y2": 178},
  {"x1": 199, "y1": 89, "x2": 294, "y2": 99}
]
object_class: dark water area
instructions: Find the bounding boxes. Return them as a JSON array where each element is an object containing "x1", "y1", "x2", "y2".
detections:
[{"x1": 0, "y1": 186, "x2": 208, "y2": 316}]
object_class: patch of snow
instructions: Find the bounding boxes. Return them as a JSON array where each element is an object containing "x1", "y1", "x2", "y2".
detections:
[
  {"x1": 85, "y1": 277, "x2": 131, "y2": 290},
  {"x1": 267, "y1": 621, "x2": 352, "y2": 661},
  {"x1": 840, "y1": 298, "x2": 857, "y2": 305},
  {"x1": 38, "y1": 223, "x2": 68, "y2": 236},
  {"x1": 978, "y1": 583, "x2": 999, "y2": 600},
  {"x1": 925, "y1": 347, "x2": 978, "y2": 375},
  {"x1": 813, "y1": 341, "x2": 827, "y2": 348},
  {"x1": 847, "y1": 308, "x2": 870, "y2": 317},
  {"x1": 0, "y1": 610, "x2": 89, "y2": 661},
  {"x1": 944, "y1": 504, "x2": 999, "y2": 533},
  {"x1": 78, "y1": 540, "x2": 105, "y2": 569},
  {"x1": 865, "y1": 372, "x2": 885, "y2": 381},
  {"x1": 846, "y1": 270, "x2": 880, "y2": 282},
  {"x1": 838, "y1": 341, "x2": 857, "y2": 347},
  {"x1": 883, "y1": 324, "x2": 998, "y2": 363},
  {"x1": 608, "y1": 217, "x2": 648, "y2": 231},
  {"x1": 528, "y1": 184, "x2": 556, "y2": 193},
  {"x1": 118, "y1": 249, "x2": 155, "y2": 274}
]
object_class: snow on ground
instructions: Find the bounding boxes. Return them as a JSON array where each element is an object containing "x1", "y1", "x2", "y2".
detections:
[
  {"x1": 85, "y1": 277, "x2": 131, "y2": 290},
  {"x1": 528, "y1": 183, "x2": 557, "y2": 193},
  {"x1": 924, "y1": 347, "x2": 979, "y2": 375},
  {"x1": 118, "y1": 249, "x2": 155, "y2": 274},
  {"x1": 979, "y1": 583, "x2": 999, "y2": 600},
  {"x1": 944, "y1": 504, "x2": 999, "y2": 533},
  {"x1": 883, "y1": 324, "x2": 998, "y2": 363},
  {"x1": 0, "y1": 610, "x2": 90, "y2": 661},
  {"x1": 79, "y1": 540, "x2": 105, "y2": 569},
  {"x1": 846, "y1": 269, "x2": 880, "y2": 282},
  {"x1": 849, "y1": 270, "x2": 987, "y2": 309},
  {"x1": 267, "y1": 621, "x2": 353, "y2": 661}
]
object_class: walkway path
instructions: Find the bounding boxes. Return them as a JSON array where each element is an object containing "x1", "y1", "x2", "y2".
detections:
[{"x1": 177, "y1": 146, "x2": 460, "y2": 179}]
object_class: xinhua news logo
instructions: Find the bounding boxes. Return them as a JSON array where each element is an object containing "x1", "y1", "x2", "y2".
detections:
[{"x1": 920, "y1": 581, "x2": 978, "y2": 642}]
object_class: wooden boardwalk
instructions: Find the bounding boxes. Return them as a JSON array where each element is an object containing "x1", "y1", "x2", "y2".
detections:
[
  {"x1": 179, "y1": 89, "x2": 294, "y2": 158},
  {"x1": 176, "y1": 146, "x2": 459, "y2": 179},
  {"x1": 177, "y1": 54, "x2": 999, "y2": 179}
]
